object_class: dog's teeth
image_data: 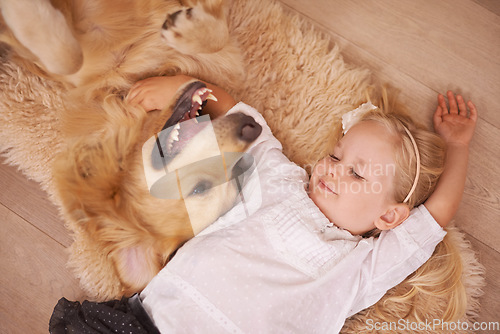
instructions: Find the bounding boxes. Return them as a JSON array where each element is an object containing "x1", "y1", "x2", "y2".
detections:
[
  {"x1": 166, "y1": 127, "x2": 180, "y2": 151},
  {"x1": 172, "y1": 129, "x2": 179, "y2": 142},
  {"x1": 207, "y1": 93, "x2": 218, "y2": 102},
  {"x1": 167, "y1": 136, "x2": 174, "y2": 150},
  {"x1": 195, "y1": 110, "x2": 200, "y2": 116},
  {"x1": 192, "y1": 94, "x2": 203, "y2": 105}
]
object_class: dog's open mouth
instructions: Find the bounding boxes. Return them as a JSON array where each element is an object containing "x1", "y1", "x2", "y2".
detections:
[{"x1": 152, "y1": 81, "x2": 217, "y2": 169}]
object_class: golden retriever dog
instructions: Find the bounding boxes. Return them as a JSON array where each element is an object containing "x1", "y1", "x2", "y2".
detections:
[
  {"x1": 54, "y1": 80, "x2": 262, "y2": 297},
  {"x1": 0, "y1": 0, "x2": 243, "y2": 97},
  {"x1": 0, "y1": 0, "x2": 249, "y2": 298}
]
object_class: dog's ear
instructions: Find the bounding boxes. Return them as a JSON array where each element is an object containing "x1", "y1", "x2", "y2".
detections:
[
  {"x1": 54, "y1": 114, "x2": 143, "y2": 221},
  {"x1": 111, "y1": 244, "x2": 164, "y2": 294},
  {"x1": 111, "y1": 236, "x2": 189, "y2": 295},
  {"x1": 53, "y1": 140, "x2": 125, "y2": 222}
]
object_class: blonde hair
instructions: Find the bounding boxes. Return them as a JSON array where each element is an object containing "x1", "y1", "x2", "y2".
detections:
[
  {"x1": 359, "y1": 94, "x2": 446, "y2": 209},
  {"x1": 372, "y1": 234, "x2": 468, "y2": 326}
]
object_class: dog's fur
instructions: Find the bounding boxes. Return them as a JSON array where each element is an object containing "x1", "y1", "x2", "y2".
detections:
[{"x1": 0, "y1": 0, "x2": 248, "y2": 298}]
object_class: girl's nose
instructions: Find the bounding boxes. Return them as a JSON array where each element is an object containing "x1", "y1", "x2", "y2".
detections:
[
  {"x1": 329, "y1": 163, "x2": 347, "y2": 180},
  {"x1": 328, "y1": 163, "x2": 338, "y2": 179}
]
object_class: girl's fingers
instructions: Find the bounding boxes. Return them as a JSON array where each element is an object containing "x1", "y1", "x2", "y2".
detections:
[
  {"x1": 456, "y1": 94, "x2": 467, "y2": 116},
  {"x1": 127, "y1": 80, "x2": 149, "y2": 102},
  {"x1": 437, "y1": 93, "x2": 448, "y2": 113},
  {"x1": 127, "y1": 86, "x2": 141, "y2": 102},
  {"x1": 433, "y1": 100, "x2": 444, "y2": 128},
  {"x1": 129, "y1": 94, "x2": 143, "y2": 106},
  {"x1": 468, "y1": 101, "x2": 478, "y2": 122},
  {"x1": 127, "y1": 92, "x2": 140, "y2": 104},
  {"x1": 447, "y1": 90, "x2": 458, "y2": 114}
]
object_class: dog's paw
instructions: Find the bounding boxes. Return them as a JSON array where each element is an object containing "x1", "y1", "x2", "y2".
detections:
[{"x1": 161, "y1": 3, "x2": 228, "y2": 54}]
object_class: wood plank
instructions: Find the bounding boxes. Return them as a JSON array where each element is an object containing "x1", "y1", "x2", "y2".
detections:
[
  {"x1": 472, "y1": 0, "x2": 500, "y2": 16},
  {"x1": 279, "y1": 0, "x2": 500, "y2": 126},
  {"x1": 0, "y1": 159, "x2": 73, "y2": 247},
  {"x1": 0, "y1": 204, "x2": 85, "y2": 334},
  {"x1": 455, "y1": 119, "x2": 500, "y2": 253}
]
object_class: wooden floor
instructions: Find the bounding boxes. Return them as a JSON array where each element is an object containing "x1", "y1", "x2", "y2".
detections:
[{"x1": 1, "y1": 0, "x2": 499, "y2": 333}]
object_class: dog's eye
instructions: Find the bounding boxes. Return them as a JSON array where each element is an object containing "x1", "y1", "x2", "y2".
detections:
[{"x1": 189, "y1": 181, "x2": 212, "y2": 196}]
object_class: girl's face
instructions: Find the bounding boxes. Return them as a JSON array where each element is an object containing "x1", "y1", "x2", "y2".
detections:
[{"x1": 309, "y1": 121, "x2": 398, "y2": 235}]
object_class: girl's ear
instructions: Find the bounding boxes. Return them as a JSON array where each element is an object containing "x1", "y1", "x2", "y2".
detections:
[{"x1": 374, "y1": 204, "x2": 410, "y2": 230}]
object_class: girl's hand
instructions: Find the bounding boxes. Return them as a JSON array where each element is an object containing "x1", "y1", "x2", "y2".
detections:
[
  {"x1": 433, "y1": 91, "x2": 478, "y2": 148},
  {"x1": 427, "y1": 91, "x2": 478, "y2": 227},
  {"x1": 127, "y1": 75, "x2": 193, "y2": 112}
]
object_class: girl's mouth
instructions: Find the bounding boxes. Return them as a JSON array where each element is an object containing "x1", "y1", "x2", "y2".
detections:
[{"x1": 319, "y1": 179, "x2": 336, "y2": 194}]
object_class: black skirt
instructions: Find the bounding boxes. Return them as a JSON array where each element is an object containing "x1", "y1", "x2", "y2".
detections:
[{"x1": 49, "y1": 294, "x2": 160, "y2": 334}]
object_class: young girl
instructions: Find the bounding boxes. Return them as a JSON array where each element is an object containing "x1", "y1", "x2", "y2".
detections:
[{"x1": 124, "y1": 75, "x2": 477, "y2": 333}]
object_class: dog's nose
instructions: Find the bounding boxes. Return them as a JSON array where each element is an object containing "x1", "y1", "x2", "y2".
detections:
[{"x1": 238, "y1": 115, "x2": 262, "y2": 142}]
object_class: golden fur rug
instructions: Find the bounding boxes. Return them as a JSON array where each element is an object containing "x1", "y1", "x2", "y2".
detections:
[{"x1": 0, "y1": 0, "x2": 485, "y2": 332}]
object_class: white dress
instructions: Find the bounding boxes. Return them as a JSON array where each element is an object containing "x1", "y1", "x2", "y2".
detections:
[{"x1": 140, "y1": 102, "x2": 446, "y2": 334}]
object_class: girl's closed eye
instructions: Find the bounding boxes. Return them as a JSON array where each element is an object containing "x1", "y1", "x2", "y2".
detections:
[
  {"x1": 350, "y1": 167, "x2": 365, "y2": 180},
  {"x1": 329, "y1": 154, "x2": 339, "y2": 162},
  {"x1": 328, "y1": 155, "x2": 364, "y2": 180}
]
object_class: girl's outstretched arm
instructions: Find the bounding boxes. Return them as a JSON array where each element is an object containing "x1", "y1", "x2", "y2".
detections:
[
  {"x1": 425, "y1": 91, "x2": 478, "y2": 227},
  {"x1": 127, "y1": 75, "x2": 236, "y2": 119}
]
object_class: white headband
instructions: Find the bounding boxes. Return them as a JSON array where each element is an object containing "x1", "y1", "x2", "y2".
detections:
[{"x1": 341, "y1": 102, "x2": 420, "y2": 204}]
